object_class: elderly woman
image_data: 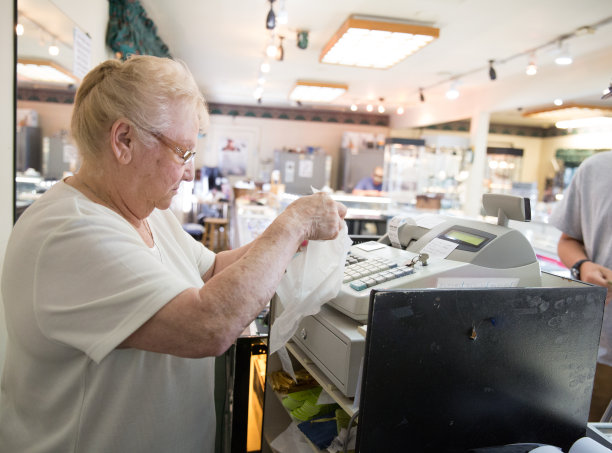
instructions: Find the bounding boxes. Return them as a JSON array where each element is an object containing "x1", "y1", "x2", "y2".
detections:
[{"x1": 0, "y1": 56, "x2": 346, "y2": 452}]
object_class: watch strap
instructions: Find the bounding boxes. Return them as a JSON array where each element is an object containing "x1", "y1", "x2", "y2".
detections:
[{"x1": 571, "y1": 259, "x2": 591, "y2": 279}]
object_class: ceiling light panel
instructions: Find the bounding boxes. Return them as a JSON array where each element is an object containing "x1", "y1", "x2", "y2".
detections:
[
  {"x1": 524, "y1": 105, "x2": 612, "y2": 121},
  {"x1": 320, "y1": 15, "x2": 439, "y2": 69},
  {"x1": 289, "y1": 81, "x2": 348, "y2": 103},
  {"x1": 17, "y1": 59, "x2": 78, "y2": 85}
]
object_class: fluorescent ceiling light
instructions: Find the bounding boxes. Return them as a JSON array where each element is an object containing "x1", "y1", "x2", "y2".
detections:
[
  {"x1": 555, "y1": 117, "x2": 612, "y2": 129},
  {"x1": 524, "y1": 105, "x2": 612, "y2": 121},
  {"x1": 17, "y1": 59, "x2": 78, "y2": 85},
  {"x1": 289, "y1": 81, "x2": 348, "y2": 103},
  {"x1": 320, "y1": 15, "x2": 439, "y2": 69}
]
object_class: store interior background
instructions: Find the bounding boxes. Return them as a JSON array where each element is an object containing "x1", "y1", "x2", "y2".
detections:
[{"x1": 2, "y1": 0, "x2": 612, "y2": 375}]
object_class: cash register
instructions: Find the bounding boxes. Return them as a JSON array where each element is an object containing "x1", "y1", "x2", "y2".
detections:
[{"x1": 292, "y1": 194, "x2": 541, "y2": 397}]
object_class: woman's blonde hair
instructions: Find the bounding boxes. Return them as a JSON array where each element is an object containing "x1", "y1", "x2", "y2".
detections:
[{"x1": 71, "y1": 55, "x2": 208, "y2": 160}]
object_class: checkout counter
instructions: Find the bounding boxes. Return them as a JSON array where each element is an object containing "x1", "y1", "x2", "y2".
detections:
[{"x1": 261, "y1": 194, "x2": 607, "y2": 452}]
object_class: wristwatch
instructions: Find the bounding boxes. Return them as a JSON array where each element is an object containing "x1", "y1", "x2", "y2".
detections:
[{"x1": 570, "y1": 259, "x2": 591, "y2": 280}]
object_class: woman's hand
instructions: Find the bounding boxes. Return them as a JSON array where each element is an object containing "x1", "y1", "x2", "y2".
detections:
[{"x1": 285, "y1": 193, "x2": 347, "y2": 241}]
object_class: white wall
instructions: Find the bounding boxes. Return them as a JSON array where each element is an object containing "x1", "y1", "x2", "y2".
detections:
[{"x1": 0, "y1": 0, "x2": 15, "y2": 376}]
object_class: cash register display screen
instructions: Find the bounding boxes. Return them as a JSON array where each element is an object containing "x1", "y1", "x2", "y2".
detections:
[{"x1": 444, "y1": 229, "x2": 487, "y2": 247}]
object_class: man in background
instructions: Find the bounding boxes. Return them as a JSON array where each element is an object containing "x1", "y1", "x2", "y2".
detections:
[{"x1": 352, "y1": 165, "x2": 385, "y2": 197}]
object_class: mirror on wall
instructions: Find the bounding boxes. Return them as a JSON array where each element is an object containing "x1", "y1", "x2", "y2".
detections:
[{"x1": 15, "y1": 0, "x2": 82, "y2": 220}]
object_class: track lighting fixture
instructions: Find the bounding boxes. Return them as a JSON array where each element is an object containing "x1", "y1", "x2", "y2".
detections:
[
  {"x1": 48, "y1": 41, "x2": 60, "y2": 56},
  {"x1": 419, "y1": 88, "x2": 425, "y2": 102},
  {"x1": 554, "y1": 40, "x2": 572, "y2": 65},
  {"x1": 602, "y1": 81, "x2": 612, "y2": 100},
  {"x1": 266, "y1": 0, "x2": 276, "y2": 30},
  {"x1": 276, "y1": 0, "x2": 288, "y2": 25},
  {"x1": 526, "y1": 53, "x2": 537, "y2": 76},
  {"x1": 277, "y1": 36, "x2": 285, "y2": 61},
  {"x1": 488, "y1": 60, "x2": 497, "y2": 81},
  {"x1": 266, "y1": 35, "x2": 277, "y2": 58},
  {"x1": 446, "y1": 80, "x2": 460, "y2": 100}
]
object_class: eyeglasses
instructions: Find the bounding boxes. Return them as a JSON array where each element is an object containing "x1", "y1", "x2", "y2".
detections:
[{"x1": 149, "y1": 131, "x2": 196, "y2": 164}]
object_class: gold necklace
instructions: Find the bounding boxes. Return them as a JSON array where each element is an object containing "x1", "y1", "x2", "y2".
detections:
[
  {"x1": 144, "y1": 219, "x2": 163, "y2": 262},
  {"x1": 143, "y1": 219, "x2": 154, "y2": 244}
]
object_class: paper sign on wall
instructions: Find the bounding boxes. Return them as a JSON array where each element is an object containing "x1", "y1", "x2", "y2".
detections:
[{"x1": 298, "y1": 159, "x2": 313, "y2": 178}]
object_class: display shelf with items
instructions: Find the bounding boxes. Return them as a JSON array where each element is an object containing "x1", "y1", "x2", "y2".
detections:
[{"x1": 262, "y1": 342, "x2": 357, "y2": 453}]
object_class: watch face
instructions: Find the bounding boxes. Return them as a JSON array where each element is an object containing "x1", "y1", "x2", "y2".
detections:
[{"x1": 571, "y1": 267, "x2": 579, "y2": 279}]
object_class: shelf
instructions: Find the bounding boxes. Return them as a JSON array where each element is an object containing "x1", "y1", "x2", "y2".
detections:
[
  {"x1": 285, "y1": 341, "x2": 358, "y2": 418},
  {"x1": 266, "y1": 381, "x2": 325, "y2": 453}
]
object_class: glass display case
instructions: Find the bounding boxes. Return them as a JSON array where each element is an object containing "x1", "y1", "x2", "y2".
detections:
[{"x1": 382, "y1": 138, "x2": 469, "y2": 212}]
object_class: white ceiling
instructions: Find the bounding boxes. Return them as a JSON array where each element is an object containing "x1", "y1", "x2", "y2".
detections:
[{"x1": 18, "y1": 0, "x2": 612, "y2": 128}]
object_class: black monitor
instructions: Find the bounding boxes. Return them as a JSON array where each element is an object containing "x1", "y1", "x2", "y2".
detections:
[{"x1": 356, "y1": 284, "x2": 606, "y2": 452}]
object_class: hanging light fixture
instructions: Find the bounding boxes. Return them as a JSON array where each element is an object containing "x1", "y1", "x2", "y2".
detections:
[
  {"x1": 488, "y1": 60, "x2": 497, "y2": 81},
  {"x1": 350, "y1": 103, "x2": 358, "y2": 111},
  {"x1": 320, "y1": 15, "x2": 439, "y2": 69},
  {"x1": 265, "y1": 0, "x2": 276, "y2": 30},
  {"x1": 260, "y1": 60, "x2": 271, "y2": 73},
  {"x1": 366, "y1": 104, "x2": 373, "y2": 112}
]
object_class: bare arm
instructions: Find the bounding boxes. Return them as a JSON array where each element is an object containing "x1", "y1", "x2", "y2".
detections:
[
  {"x1": 558, "y1": 233, "x2": 612, "y2": 293},
  {"x1": 120, "y1": 193, "x2": 347, "y2": 357}
]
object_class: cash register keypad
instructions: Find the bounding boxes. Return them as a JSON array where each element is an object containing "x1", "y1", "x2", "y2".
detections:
[{"x1": 344, "y1": 255, "x2": 414, "y2": 291}]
